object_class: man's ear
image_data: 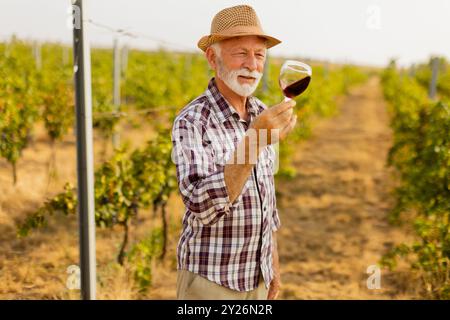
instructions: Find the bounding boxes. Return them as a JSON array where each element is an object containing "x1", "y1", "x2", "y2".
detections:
[{"x1": 205, "y1": 47, "x2": 217, "y2": 71}]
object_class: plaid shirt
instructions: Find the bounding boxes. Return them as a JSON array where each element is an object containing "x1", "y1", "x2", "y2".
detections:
[{"x1": 171, "y1": 77, "x2": 281, "y2": 292}]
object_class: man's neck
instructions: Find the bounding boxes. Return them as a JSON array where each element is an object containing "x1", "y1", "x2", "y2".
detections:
[{"x1": 215, "y1": 76, "x2": 248, "y2": 118}]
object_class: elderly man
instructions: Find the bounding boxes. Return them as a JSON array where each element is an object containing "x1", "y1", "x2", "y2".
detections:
[{"x1": 172, "y1": 5, "x2": 297, "y2": 300}]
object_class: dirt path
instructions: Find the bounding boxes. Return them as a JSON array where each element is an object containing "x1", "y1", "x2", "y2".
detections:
[{"x1": 276, "y1": 77, "x2": 417, "y2": 299}]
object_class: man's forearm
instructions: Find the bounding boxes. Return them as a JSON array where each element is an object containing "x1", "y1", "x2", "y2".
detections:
[{"x1": 224, "y1": 132, "x2": 264, "y2": 203}]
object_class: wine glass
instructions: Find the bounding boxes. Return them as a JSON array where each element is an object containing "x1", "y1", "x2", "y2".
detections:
[{"x1": 279, "y1": 60, "x2": 312, "y2": 101}]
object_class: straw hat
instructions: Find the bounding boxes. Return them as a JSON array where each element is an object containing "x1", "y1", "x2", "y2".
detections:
[{"x1": 197, "y1": 5, "x2": 281, "y2": 52}]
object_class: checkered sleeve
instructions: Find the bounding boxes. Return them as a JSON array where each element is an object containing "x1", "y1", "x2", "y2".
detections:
[
  {"x1": 172, "y1": 116, "x2": 232, "y2": 226},
  {"x1": 271, "y1": 207, "x2": 281, "y2": 233},
  {"x1": 270, "y1": 173, "x2": 281, "y2": 232}
]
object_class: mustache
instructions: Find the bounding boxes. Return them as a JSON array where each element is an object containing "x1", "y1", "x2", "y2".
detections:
[{"x1": 233, "y1": 69, "x2": 262, "y2": 80}]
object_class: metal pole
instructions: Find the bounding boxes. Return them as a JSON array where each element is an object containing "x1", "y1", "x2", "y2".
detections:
[
  {"x1": 33, "y1": 41, "x2": 42, "y2": 70},
  {"x1": 72, "y1": 0, "x2": 96, "y2": 300},
  {"x1": 121, "y1": 44, "x2": 128, "y2": 75},
  {"x1": 112, "y1": 36, "x2": 121, "y2": 149},
  {"x1": 429, "y1": 57, "x2": 439, "y2": 100}
]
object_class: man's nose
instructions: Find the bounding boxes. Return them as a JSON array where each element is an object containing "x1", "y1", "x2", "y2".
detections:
[{"x1": 243, "y1": 54, "x2": 258, "y2": 72}]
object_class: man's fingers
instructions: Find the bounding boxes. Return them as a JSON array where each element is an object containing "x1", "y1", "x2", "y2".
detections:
[
  {"x1": 270, "y1": 99, "x2": 296, "y2": 116},
  {"x1": 274, "y1": 106, "x2": 294, "y2": 123},
  {"x1": 286, "y1": 114, "x2": 298, "y2": 131},
  {"x1": 280, "y1": 114, "x2": 298, "y2": 138}
]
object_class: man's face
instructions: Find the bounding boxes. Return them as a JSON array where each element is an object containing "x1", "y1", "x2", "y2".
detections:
[{"x1": 213, "y1": 36, "x2": 267, "y2": 97}]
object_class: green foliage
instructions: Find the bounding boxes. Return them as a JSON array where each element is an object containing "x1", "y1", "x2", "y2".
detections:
[
  {"x1": 127, "y1": 227, "x2": 164, "y2": 292},
  {"x1": 0, "y1": 39, "x2": 39, "y2": 184},
  {"x1": 36, "y1": 43, "x2": 75, "y2": 143},
  {"x1": 91, "y1": 49, "x2": 121, "y2": 140},
  {"x1": 380, "y1": 64, "x2": 450, "y2": 299},
  {"x1": 94, "y1": 148, "x2": 138, "y2": 228},
  {"x1": 38, "y1": 71, "x2": 74, "y2": 146},
  {"x1": 17, "y1": 182, "x2": 77, "y2": 237},
  {"x1": 413, "y1": 57, "x2": 450, "y2": 99},
  {"x1": 130, "y1": 133, "x2": 174, "y2": 208},
  {"x1": 124, "y1": 50, "x2": 209, "y2": 109},
  {"x1": 17, "y1": 131, "x2": 176, "y2": 263}
]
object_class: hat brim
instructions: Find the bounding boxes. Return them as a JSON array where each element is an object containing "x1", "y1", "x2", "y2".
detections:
[{"x1": 197, "y1": 32, "x2": 281, "y2": 52}]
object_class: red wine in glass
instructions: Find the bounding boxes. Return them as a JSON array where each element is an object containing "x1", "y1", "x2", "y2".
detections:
[
  {"x1": 279, "y1": 60, "x2": 312, "y2": 101},
  {"x1": 281, "y1": 76, "x2": 311, "y2": 99}
]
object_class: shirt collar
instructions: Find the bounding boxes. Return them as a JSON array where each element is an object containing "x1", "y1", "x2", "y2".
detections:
[{"x1": 206, "y1": 77, "x2": 261, "y2": 124}]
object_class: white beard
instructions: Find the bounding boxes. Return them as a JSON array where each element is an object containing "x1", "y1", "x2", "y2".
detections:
[{"x1": 216, "y1": 58, "x2": 262, "y2": 97}]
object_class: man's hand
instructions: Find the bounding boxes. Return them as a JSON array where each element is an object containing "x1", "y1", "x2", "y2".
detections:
[
  {"x1": 267, "y1": 275, "x2": 281, "y2": 300},
  {"x1": 224, "y1": 100, "x2": 297, "y2": 204},
  {"x1": 250, "y1": 99, "x2": 298, "y2": 146}
]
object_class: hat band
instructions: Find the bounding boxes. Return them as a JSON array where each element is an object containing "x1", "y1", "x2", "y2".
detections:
[{"x1": 211, "y1": 25, "x2": 265, "y2": 38}]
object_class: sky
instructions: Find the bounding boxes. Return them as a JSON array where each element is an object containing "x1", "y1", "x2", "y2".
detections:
[{"x1": 0, "y1": 0, "x2": 449, "y2": 66}]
